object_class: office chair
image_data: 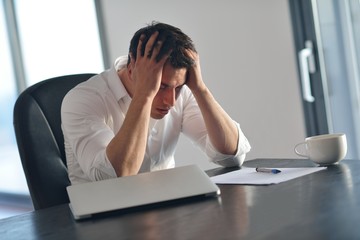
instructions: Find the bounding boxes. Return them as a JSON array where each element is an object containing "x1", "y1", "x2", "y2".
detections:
[{"x1": 13, "y1": 73, "x2": 96, "y2": 210}]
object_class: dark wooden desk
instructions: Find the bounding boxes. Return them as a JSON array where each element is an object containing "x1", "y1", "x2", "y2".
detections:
[{"x1": 1, "y1": 159, "x2": 360, "y2": 240}]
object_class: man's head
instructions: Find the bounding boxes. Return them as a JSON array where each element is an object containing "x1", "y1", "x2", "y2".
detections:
[
  {"x1": 126, "y1": 22, "x2": 197, "y2": 119},
  {"x1": 127, "y1": 21, "x2": 196, "y2": 69}
]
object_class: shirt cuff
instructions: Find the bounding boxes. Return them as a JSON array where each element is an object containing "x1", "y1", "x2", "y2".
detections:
[
  {"x1": 207, "y1": 121, "x2": 251, "y2": 167},
  {"x1": 88, "y1": 150, "x2": 118, "y2": 181}
]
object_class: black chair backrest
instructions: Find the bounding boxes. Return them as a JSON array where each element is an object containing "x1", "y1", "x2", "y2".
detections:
[{"x1": 13, "y1": 73, "x2": 96, "y2": 210}]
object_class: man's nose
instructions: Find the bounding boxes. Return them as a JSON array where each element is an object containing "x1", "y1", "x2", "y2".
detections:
[{"x1": 164, "y1": 88, "x2": 176, "y2": 107}]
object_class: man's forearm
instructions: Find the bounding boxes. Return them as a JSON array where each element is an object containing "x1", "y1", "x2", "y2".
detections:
[
  {"x1": 192, "y1": 87, "x2": 239, "y2": 155},
  {"x1": 106, "y1": 97, "x2": 153, "y2": 177}
]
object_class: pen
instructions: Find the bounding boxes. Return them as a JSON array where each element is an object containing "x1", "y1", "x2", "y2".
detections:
[{"x1": 255, "y1": 167, "x2": 281, "y2": 174}]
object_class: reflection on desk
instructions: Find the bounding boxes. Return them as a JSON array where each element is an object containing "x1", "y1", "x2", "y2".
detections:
[{"x1": 1, "y1": 159, "x2": 360, "y2": 240}]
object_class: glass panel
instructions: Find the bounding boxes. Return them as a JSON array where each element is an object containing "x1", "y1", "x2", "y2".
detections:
[
  {"x1": 0, "y1": 0, "x2": 104, "y2": 198},
  {"x1": 315, "y1": 0, "x2": 360, "y2": 159},
  {"x1": 349, "y1": 0, "x2": 360, "y2": 75},
  {"x1": 0, "y1": 1, "x2": 28, "y2": 194},
  {"x1": 15, "y1": 0, "x2": 104, "y2": 86}
]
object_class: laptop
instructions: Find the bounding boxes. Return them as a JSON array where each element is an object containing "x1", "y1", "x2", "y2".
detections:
[{"x1": 66, "y1": 164, "x2": 220, "y2": 220}]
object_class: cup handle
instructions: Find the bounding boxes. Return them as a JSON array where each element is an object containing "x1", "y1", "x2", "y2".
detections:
[{"x1": 294, "y1": 142, "x2": 308, "y2": 158}]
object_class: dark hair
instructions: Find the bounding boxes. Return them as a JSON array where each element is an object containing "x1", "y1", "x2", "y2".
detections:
[{"x1": 128, "y1": 21, "x2": 196, "y2": 68}]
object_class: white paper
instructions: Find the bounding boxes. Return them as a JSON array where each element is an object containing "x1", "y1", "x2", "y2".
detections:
[{"x1": 210, "y1": 167, "x2": 327, "y2": 185}]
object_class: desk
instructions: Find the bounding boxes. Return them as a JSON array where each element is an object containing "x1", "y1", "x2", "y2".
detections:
[{"x1": 1, "y1": 159, "x2": 360, "y2": 240}]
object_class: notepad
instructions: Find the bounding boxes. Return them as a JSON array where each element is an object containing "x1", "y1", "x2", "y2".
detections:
[{"x1": 210, "y1": 167, "x2": 326, "y2": 185}]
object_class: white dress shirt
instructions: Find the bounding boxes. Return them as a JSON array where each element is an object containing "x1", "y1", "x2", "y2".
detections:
[{"x1": 61, "y1": 56, "x2": 251, "y2": 185}]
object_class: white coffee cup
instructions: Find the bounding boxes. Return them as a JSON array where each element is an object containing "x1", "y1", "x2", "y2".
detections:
[{"x1": 294, "y1": 133, "x2": 347, "y2": 165}]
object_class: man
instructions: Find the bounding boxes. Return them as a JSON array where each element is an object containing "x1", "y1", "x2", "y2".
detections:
[{"x1": 61, "y1": 22, "x2": 251, "y2": 185}]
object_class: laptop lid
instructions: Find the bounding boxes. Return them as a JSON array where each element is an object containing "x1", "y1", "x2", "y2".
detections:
[{"x1": 66, "y1": 164, "x2": 220, "y2": 220}]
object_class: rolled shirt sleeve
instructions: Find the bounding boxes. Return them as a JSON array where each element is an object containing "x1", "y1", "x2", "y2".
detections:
[
  {"x1": 205, "y1": 121, "x2": 251, "y2": 167},
  {"x1": 61, "y1": 74, "x2": 119, "y2": 184}
]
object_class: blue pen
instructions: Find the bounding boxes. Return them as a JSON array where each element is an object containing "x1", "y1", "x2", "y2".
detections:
[{"x1": 256, "y1": 167, "x2": 281, "y2": 174}]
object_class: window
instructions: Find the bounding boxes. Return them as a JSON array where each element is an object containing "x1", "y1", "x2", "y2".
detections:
[
  {"x1": 290, "y1": 0, "x2": 360, "y2": 159},
  {"x1": 0, "y1": 0, "x2": 104, "y2": 216},
  {"x1": 15, "y1": 0, "x2": 104, "y2": 86},
  {"x1": 0, "y1": 0, "x2": 21, "y2": 194}
]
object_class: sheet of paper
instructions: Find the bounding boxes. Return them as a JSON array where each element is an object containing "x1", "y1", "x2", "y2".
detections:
[{"x1": 210, "y1": 167, "x2": 327, "y2": 185}]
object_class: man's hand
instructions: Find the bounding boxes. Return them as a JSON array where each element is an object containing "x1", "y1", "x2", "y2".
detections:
[
  {"x1": 185, "y1": 49, "x2": 206, "y2": 93},
  {"x1": 129, "y1": 31, "x2": 170, "y2": 100}
]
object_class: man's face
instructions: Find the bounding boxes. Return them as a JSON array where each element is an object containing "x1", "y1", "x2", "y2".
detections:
[{"x1": 151, "y1": 62, "x2": 187, "y2": 119}]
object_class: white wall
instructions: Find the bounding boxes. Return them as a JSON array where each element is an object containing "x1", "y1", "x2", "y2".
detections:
[{"x1": 99, "y1": 0, "x2": 306, "y2": 170}]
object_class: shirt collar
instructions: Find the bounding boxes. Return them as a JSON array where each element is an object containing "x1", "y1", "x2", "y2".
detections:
[{"x1": 107, "y1": 55, "x2": 130, "y2": 102}]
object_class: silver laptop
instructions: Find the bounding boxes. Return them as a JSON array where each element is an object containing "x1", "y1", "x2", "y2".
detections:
[{"x1": 66, "y1": 164, "x2": 220, "y2": 220}]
